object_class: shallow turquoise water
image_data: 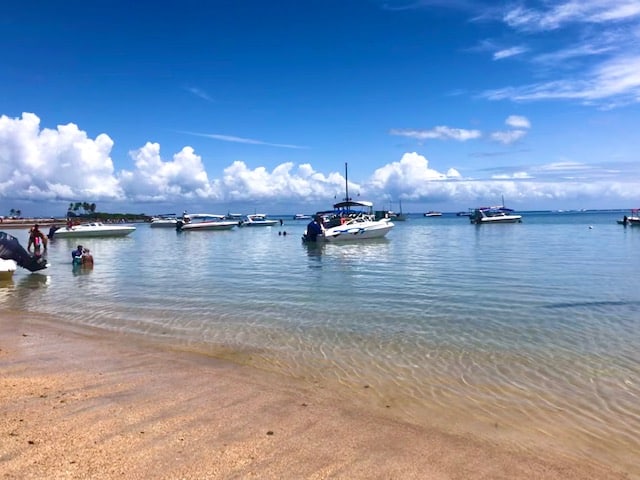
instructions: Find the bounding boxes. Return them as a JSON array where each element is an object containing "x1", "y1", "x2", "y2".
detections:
[{"x1": 2, "y1": 211, "x2": 639, "y2": 475}]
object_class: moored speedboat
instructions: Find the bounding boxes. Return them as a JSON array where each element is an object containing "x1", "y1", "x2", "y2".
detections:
[
  {"x1": 424, "y1": 211, "x2": 442, "y2": 217},
  {"x1": 617, "y1": 209, "x2": 640, "y2": 226},
  {"x1": 150, "y1": 214, "x2": 178, "y2": 228},
  {"x1": 317, "y1": 200, "x2": 394, "y2": 242},
  {"x1": 470, "y1": 206, "x2": 522, "y2": 224},
  {"x1": 177, "y1": 214, "x2": 239, "y2": 231},
  {"x1": 240, "y1": 214, "x2": 279, "y2": 227},
  {"x1": 49, "y1": 222, "x2": 136, "y2": 238},
  {"x1": 303, "y1": 162, "x2": 394, "y2": 243}
]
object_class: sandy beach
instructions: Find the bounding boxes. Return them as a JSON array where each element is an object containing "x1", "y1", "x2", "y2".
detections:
[{"x1": 0, "y1": 313, "x2": 630, "y2": 480}]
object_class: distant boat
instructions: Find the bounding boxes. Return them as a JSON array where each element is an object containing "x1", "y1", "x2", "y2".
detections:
[
  {"x1": 150, "y1": 213, "x2": 178, "y2": 228},
  {"x1": 177, "y1": 214, "x2": 239, "y2": 231},
  {"x1": 293, "y1": 214, "x2": 312, "y2": 220},
  {"x1": 469, "y1": 206, "x2": 522, "y2": 224},
  {"x1": 456, "y1": 211, "x2": 471, "y2": 217},
  {"x1": 424, "y1": 211, "x2": 442, "y2": 217},
  {"x1": 240, "y1": 214, "x2": 280, "y2": 227},
  {"x1": 617, "y1": 209, "x2": 640, "y2": 226}
]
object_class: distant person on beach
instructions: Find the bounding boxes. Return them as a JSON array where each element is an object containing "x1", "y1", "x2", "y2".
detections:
[{"x1": 27, "y1": 224, "x2": 48, "y2": 254}]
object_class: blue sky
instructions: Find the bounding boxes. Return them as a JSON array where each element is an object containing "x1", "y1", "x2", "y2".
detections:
[{"x1": 2, "y1": 0, "x2": 640, "y2": 216}]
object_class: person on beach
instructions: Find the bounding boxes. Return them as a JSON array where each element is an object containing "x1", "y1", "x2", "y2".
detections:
[{"x1": 27, "y1": 224, "x2": 48, "y2": 254}]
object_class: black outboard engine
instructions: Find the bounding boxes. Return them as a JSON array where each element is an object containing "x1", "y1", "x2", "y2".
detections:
[
  {"x1": 176, "y1": 220, "x2": 184, "y2": 231},
  {"x1": 0, "y1": 231, "x2": 48, "y2": 272}
]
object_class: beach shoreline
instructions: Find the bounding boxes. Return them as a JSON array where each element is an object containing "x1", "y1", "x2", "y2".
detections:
[{"x1": 0, "y1": 312, "x2": 630, "y2": 479}]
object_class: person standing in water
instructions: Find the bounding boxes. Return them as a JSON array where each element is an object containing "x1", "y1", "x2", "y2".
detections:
[{"x1": 27, "y1": 224, "x2": 48, "y2": 254}]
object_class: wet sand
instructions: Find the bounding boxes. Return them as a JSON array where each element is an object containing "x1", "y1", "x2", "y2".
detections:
[{"x1": 0, "y1": 313, "x2": 630, "y2": 479}]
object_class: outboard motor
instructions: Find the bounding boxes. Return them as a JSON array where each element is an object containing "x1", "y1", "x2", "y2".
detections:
[
  {"x1": 0, "y1": 231, "x2": 48, "y2": 272},
  {"x1": 176, "y1": 219, "x2": 184, "y2": 231}
]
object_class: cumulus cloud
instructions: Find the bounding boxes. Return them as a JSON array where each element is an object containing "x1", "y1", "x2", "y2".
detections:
[
  {"x1": 0, "y1": 112, "x2": 122, "y2": 201},
  {"x1": 488, "y1": 115, "x2": 531, "y2": 145},
  {"x1": 390, "y1": 126, "x2": 482, "y2": 141},
  {"x1": 367, "y1": 152, "x2": 461, "y2": 200},
  {"x1": 1, "y1": 112, "x2": 639, "y2": 214},
  {"x1": 119, "y1": 143, "x2": 213, "y2": 202}
]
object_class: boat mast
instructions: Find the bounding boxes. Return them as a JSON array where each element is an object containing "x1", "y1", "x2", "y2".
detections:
[{"x1": 344, "y1": 162, "x2": 350, "y2": 202}]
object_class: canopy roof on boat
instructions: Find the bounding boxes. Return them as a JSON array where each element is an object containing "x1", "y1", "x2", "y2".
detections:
[{"x1": 333, "y1": 200, "x2": 374, "y2": 209}]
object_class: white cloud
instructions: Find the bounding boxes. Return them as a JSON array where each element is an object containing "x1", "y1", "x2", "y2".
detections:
[
  {"x1": 505, "y1": 115, "x2": 531, "y2": 129},
  {"x1": 390, "y1": 126, "x2": 482, "y2": 141},
  {"x1": 186, "y1": 87, "x2": 214, "y2": 102},
  {"x1": 493, "y1": 46, "x2": 528, "y2": 60},
  {"x1": 182, "y1": 131, "x2": 308, "y2": 149},
  {"x1": 0, "y1": 112, "x2": 122, "y2": 201},
  {"x1": 118, "y1": 143, "x2": 212, "y2": 202},
  {"x1": 503, "y1": 1, "x2": 640, "y2": 32},
  {"x1": 490, "y1": 130, "x2": 528, "y2": 145},
  {"x1": 1, "y1": 113, "x2": 639, "y2": 214},
  {"x1": 481, "y1": 53, "x2": 640, "y2": 107}
]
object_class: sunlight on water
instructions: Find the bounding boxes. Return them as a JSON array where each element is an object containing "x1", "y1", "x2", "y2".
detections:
[{"x1": 2, "y1": 212, "x2": 640, "y2": 476}]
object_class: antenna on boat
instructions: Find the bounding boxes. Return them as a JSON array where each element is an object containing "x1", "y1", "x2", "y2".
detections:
[{"x1": 344, "y1": 162, "x2": 350, "y2": 202}]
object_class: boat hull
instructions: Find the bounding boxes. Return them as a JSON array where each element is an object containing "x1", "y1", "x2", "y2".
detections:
[
  {"x1": 473, "y1": 215, "x2": 522, "y2": 224},
  {"x1": 180, "y1": 221, "x2": 238, "y2": 231},
  {"x1": 150, "y1": 220, "x2": 178, "y2": 228},
  {"x1": 321, "y1": 220, "x2": 394, "y2": 242},
  {"x1": 241, "y1": 220, "x2": 279, "y2": 227},
  {"x1": 52, "y1": 225, "x2": 136, "y2": 237}
]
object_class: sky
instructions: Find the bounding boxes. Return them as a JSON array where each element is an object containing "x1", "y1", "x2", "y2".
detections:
[{"x1": 1, "y1": 0, "x2": 640, "y2": 217}]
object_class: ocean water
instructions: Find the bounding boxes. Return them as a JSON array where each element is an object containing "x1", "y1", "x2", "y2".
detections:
[{"x1": 2, "y1": 211, "x2": 639, "y2": 475}]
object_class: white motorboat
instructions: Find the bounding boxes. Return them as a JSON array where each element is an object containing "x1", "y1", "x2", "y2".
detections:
[
  {"x1": 150, "y1": 214, "x2": 178, "y2": 228},
  {"x1": 293, "y1": 213, "x2": 312, "y2": 220},
  {"x1": 317, "y1": 200, "x2": 394, "y2": 242},
  {"x1": 241, "y1": 214, "x2": 279, "y2": 227},
  {"x1": 617, "y1": 209, "x2": 640, "y2": 226},
  {"x1": 303, "y1": 163, "x2": 394, "y2": 243},
  {"x1": 177, "y1": 214, "x2": 239, "y2": 231},
  {"x1": 470, "y1": 206, "x2": 522, "y2": 224},
  {"x1": 424, "y1": 211, "x2": 442, "y2": 217},
  {"x1": 50, "y1": 222, "x2": 136, "y2": 238},
  {"x1": 0, "y1": 258, "x2": 17, "y2": 280}
]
